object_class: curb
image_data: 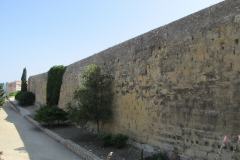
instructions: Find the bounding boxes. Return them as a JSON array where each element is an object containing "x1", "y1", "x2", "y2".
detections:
[
  {"x1": 7, "y1": 100, "x2": 102, "y2": 160},
  {"x1": 24, "y1": 116, "x2": 102, "y2": 160},
  {"x1": 7, "y1": 100, "x2": 20, "y2": 114}
]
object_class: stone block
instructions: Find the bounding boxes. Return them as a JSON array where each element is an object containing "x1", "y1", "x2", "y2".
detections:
[
  {"x1": 179, "y1": 154, "x2": 192, "y2": 160},
  {"x1": 234, "y1": 14, "x2": 240, "y2": 23},
  {"x1": 185, "y1": 149, "x2": 195, "y2": 157},
  {"x1": 207, "y1": 153, "x2": 218, "y2": 160},
  {"x1": 162, "y1": 143, "x2": 174, "y2": 151},
  {"x1": 194, "y1": 150, "x2": 207, "y2": 159}
]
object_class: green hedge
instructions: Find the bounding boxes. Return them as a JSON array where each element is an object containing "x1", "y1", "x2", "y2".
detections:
[
  {"x1": 46, "y1": 65, "x2": 66, "y2": 106},
  {"x1": 15, "y1": 91, "x2": 35, "y2": 105}
]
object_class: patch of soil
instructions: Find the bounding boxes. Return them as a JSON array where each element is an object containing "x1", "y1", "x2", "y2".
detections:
[{"x1": 47, "y1": 123, "x2": 152, "y2": 160}]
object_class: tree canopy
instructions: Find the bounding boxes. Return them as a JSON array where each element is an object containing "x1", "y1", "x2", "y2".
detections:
[{"x1": 67, "y1": 64, "x2": 113, "y2": 138}]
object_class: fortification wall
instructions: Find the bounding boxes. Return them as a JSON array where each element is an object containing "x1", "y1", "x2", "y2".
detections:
[
  {"x1": 29, "y1": 1, "x2": 240, "y2": 159},
  {"x1": 28, "y1": 73, "x2": 47, "y2": 106}
]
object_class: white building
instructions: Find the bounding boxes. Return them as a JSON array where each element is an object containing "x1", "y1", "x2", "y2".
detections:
[{"x1": 6, "y1": 80, "x2": 21, "y2": 94}]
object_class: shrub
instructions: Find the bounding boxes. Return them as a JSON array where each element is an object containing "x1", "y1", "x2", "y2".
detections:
[
  {"x1": 15, "y1": 91, "x2": 35, "y2": 105},
  {"x1": 34, "y1": 105, "x2": 68, "y2": 127},
  {"x1": 111, "y1": 133, "x2": 128, "y2": 148},
  {"x1": 100, "y1": 133, "x2": 113, "y2": 147},
  {"x1": 15, "y1": 91, "x2": 23, "y2": 100},
  {"x1": 140, "y1": 153, "x2": 169, "y2": 160},
  {"x1": 55, "y1": 106, "x2": 68, "y2": 124}
]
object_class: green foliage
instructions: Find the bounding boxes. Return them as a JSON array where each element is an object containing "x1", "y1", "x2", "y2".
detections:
[
  {"x1": 15, "y1": 91, "x2": 35, "y2": 105},
  {"x1": 140, "y1": 153, "x2": 169, "y2": 160},
  {"x1": 6, "y1": 90, "x2": 20, "y2": 98},
  {"x1": 0, "y1": 151, "x2": 3, "y2": 160},
  {"x1": 15, "y1": 91, "x2": 23, "y2": 100},
  {"x1": 21, "y1": 67, "x2": 27, "y2": 91},
  {"x1": 34, "y1": 105, "x2": 68, "y2": 127},
  {"x1": 100, "y1": 133, "x2": 113, "y2": 147},
  {"x1": 66, "y1": 103, "x2": 88, "y2": 127},
  {"x1": 111, "y1": 133, "x2": 128, "y2": 148},
  {"x1": 0, "y1": 83, "x2": 5, "y2": 106},
  {"x1": 100, "y1": 132, "x2": 129, "y2": 148},
  {"x1": 46, "y1": 65, "x2": 66, "y2": 106},
  {"x1": 67, "y1": 64, "x2": 113, "y2": 138}
]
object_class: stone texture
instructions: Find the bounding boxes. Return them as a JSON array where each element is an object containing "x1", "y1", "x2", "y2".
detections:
[
  {"x1": 28, "y1": 0, "x2": 240, "y2": 159},
  {"x1": 28, "y1": 73, "x2": 47, "y2": 106}
]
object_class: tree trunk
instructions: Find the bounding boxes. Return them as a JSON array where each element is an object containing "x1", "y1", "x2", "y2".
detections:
[{"x1": 97, "y1": 120, "x2": 100, "y2": 138}]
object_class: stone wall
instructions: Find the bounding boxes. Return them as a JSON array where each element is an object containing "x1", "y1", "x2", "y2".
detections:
[
  {"x1": 28, "y1": 73, "x2": 47, "y2": 106},
  {"x1": 28, "y1": 1, "x2": 240, "y2": 159}
]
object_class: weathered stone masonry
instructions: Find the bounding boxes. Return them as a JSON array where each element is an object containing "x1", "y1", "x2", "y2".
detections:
[{"x1": 29, "y1": 1, "x2": 240, "y2": 159}]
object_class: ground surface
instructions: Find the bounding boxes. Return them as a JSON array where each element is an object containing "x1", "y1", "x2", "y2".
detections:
[
  {"x1": 48, "y1": 123, "x2": 152, "y2": 160},
  {"x1": 0, "y1": 104, "x2": 83, "y2": 160},
  {"x1": 9, "y1": 99, "x2": 152, "y2": 160}
]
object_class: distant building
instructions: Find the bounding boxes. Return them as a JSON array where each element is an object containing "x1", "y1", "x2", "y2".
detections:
[{"x1": 6, "y1": 80, "x2": 21, "y2": 94}]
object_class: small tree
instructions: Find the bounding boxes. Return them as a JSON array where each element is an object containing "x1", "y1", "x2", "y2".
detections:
[
  {"x1": 0, "y1": 83, "x2": 5, "y2": 106},
  {"x1": 67, "y1": 64, "x2": 113, "y2": 138},
  {"x1": 21, "y1": 67, "x2": 27, "y2": 91}
]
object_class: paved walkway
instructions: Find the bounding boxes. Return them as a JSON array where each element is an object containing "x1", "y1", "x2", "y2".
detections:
[{"x1": 0, "y1": 103, "x2": 83, "y2": 160}]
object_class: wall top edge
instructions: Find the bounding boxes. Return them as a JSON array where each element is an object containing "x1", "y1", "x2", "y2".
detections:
[
  {"x1": 68, "y1": 0, "x2": 240, "y2": 68},
  {"x1": 31, "y1": 0, "x2": 240, "y2": 76}
]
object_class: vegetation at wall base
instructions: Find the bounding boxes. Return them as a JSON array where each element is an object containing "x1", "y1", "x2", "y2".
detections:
[
  {"x1": 67, "y1": 64, "x2": 113, "y2": 138},
  {"x1": 34, "y1": 105, "x2": 68, "y2": 127},
  {"x1": 21, "y1": 67, "x2": 27, "y2": 91},
  {"x1": 111, "y1": 133, "x2": 128, "y2": 149},
  {"x1": 6, "y1": 91, "x2": 20, "y2": 98},
  {"x1": 139, "y1": 153, "x2": 169, "y2": 160},
  {"x1": 100, "y1": 133, "x2": 113, "y2": 147},
  {"x1": 0, "y1": 83, "x2": 5, "y2": 106},
  {"x1": 15, "y1": 91, "x2": 35, "y2": 105},
  {"x1": 101, "y1": 132, "x2": 128, "y2": 148},
  {"x1": 46, "y1": 65, "x2": 66, "y2": 106}
]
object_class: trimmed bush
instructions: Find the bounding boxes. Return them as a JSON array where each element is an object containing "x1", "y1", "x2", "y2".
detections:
[
  {"x1": 34, "y1": 105, "x2": 68, "y2": 127},
  {"x1": 100, "y1": 133, "x2": 113, "y2": 147},
  {"x1": 15, "y1": 91, "x2": 35, "y2": 105},
  {"x1": 15, "y1": 91, "x2": 22, "y2": 100},
  {"x1": 111, "y1": 133, "x2": 128, "y2": 148}
]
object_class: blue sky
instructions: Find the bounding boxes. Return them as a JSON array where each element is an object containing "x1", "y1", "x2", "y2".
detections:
[{"x1": 0, "y1": 0, "x2": 223, "y2": 83}]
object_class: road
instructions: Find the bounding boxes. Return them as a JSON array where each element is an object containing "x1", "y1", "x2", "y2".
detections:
[{"x1": 0, "y1": 104, "x2": 83, "y2": 160}]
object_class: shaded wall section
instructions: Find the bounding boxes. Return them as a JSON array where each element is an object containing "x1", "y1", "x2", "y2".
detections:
[
  {"x1": 28, "y1": 73, "x2": 47, "y2": 106},
  {"x1": 29, "y1": 1, "x2": 240, "y2": 159}
]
